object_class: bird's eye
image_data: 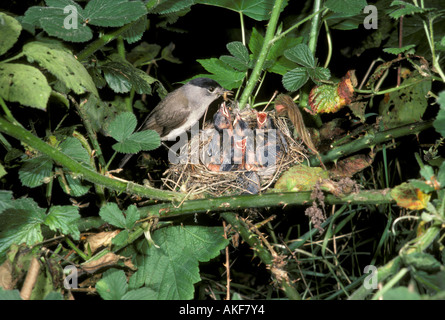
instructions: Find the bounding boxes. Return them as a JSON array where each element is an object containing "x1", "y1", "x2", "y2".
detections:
[{"x1": 207, "y1": 87, "x2": 215, "y2": 93}]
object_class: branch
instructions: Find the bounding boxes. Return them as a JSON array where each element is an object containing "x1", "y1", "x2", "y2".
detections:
[
  {"x1": 0, "y1": 117, "x2": 183, "y2": 202},
  {"x1": 139, "y1": 189, "x2": 394, "y2": 219},
  {"x1": 307, "y1": 120, "x2": 434, "y2": 167},
  {"x1": 238, "y1": 0, "x2": 285, "y2": 109}
]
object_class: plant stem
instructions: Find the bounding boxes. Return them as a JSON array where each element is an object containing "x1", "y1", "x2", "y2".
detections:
[
  {"x1": 65, "y1": 236, "x2": 89, "y2": 261},
  {"x1": 238, "y1": 0, "x2": 285, "y2": 110},
  {"x1": 307, "y1": 120, "x2": 434, "y2": 167},
  {"x1": 220, "y1": 212, "x2": 301, "y2": 300},
  {"x1": 139, "y1": 189, "x2": 394, "y2": 219},
  {"x1": 0, "y1": 116, "x2": 183, "y2": 201},
  {"x1": 308, "y1": 0, "x2": 322, "y2": 54}
]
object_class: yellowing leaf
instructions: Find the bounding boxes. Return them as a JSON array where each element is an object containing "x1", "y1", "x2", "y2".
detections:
[{"x1": 391, "y1": 182, "x2": 431, "y2": 210}]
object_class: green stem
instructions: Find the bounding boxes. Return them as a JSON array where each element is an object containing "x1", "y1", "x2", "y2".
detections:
[
  {"x1": 220, "y1": 212, "x2": 301, "y2": 300},
  {"x1": 308, "y1": 0, "x2": 322, "y2": 54},
  {"x1": 65, "y1": 236, "x2": 89, "y2": 261},
  {"x1": 238, "y1": 0, "x2": 285, "y2": 110},
  {"x1": 307, "y1": 120, "x2": 434, "y2": 167},
  {"x1": 0, "y1": 116, "x2": 183, "y2": 202},
  {"x1": 139, "y1": 189, "x2": 394, "y2": 219}
]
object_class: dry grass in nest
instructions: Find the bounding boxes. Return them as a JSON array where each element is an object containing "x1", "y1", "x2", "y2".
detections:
[{"x1": 162, "y1": 108, "x2": 309, "y2": 197}]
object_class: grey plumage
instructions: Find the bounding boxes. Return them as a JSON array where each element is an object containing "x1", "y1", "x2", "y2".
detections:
[{"x1": 118, "y1": 77, "x2": 227, "y2": 168}]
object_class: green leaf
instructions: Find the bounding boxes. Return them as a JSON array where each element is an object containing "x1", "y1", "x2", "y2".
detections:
[
  {"x1": 284, "y1": 44, "x2": 315, "y2": 68},
  {"x1": 23, "y1": 1, "x2": 93, "y2": 43},
  {"x1": 382, "y1": 287, "x2": 421, "y2": 300},
  {"x1": 325, "y1": 0, "x2": 368, "y2": 15},
  {"x1": 379, "y1": 76, "x2": 432, "y2": 128},
  {"x1": 389, "y1": 1, "x2": 432, "y2": 19},
  {"x1": 420, "y1": 165, "x2": 435, "y2": 181},
  {"x1": 196, "y1": 58, "x2": 245, "y2": 89},
  {"x1": 0, "y1": 192, "x2": 45, "y2": 258},
  {"x1": 226, "y1": 41, "x2": 249, "y2": 64},
  {"x1": 44, "y1": 205, "x2": 81, "y2": 240},
  {"x1": 0, "y1": 63, "x2": 51, "y2": 110},
  {"x1": 383, "y1": 44, "x2": 416, "y2": 55},
  {"x1": 307, "y1": 67, "x2": 331, "y2": 82},
  {"x1": 127, "y1": 130, "x2": 161, "y2": 151},
  {"x1": 99, "y1": 202, "x2": 126, "y2": 228},
  {"x1": 0, "y1": 13, "x2": 22, "y2": 56},
  {"x1": 23, "y1": 42, "x2": 98, "y2": 96},
  {"x1": 282, "y1": 67, "x2": 309, "y2": 92},
  {"x1": 125, "y1": 205, "x2": 140, "y2": 229},
  {"x1": 121, "y1": 287, "x2": 157, "y2": 300},
  {"x1": 150, "y1": 0, "x2": 194, "y2": 14},
  {"x1": 161, "y1": 43, "x2": 182, "y2": 64},
  {"x1": 437, "y1": 161, "x2": 445, "y2": 187},
  {"x1": 403, "y1": 252, "x2": 442, "y2": 273},
  {"x1": 59, "y1": 137, "x2": 91, "y2": 167},
  {"x1": 63, "y1": 174, "x2": 91, "y2": 197},
  {"x1": 83, "y1": 0, "x2": 147, "y2": 27},
  {"x1": 433, "y1": 91, "x2": 445, "y2": 137},
  {"x1": 107, "y1": 112, "x2": 138, "y2": 142},
  {"x1": 131, "y1": 225, "x2": 228, "y2": 299},
  {"x1": 219, "y1": 55, "x2": 249, "y2": 72},
  {"x1": 121, "y1": 16, "x2": 148, "y2": 44},
  {"x1": 18, "y1": 156, "x2": 53, "y2": 188},
  {"x1": 102, "y1": 59, "x2": 156, "y2": 94},
  {"x1": 195, "y1": 0, "x2": 288, "y2": 21},
  {"x1": 127, "y1": 42, "x2": 162, "y2": 67},
  {"x1": 96, "y1": 269, "x2": 128, "y2": 300}
]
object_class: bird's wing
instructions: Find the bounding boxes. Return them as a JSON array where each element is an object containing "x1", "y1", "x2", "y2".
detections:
[{"x1": 141, "y1": 90, "x2": 190, "y2": 136}]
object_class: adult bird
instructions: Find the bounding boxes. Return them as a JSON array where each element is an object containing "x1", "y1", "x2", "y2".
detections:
[{"x1": 118, "y1": 77, "x2": 229, "y2": 168}]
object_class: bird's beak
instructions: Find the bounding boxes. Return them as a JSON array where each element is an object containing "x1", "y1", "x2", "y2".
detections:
[{"x1": 221, "y1": 89, "x2": 233, "y2": 101}]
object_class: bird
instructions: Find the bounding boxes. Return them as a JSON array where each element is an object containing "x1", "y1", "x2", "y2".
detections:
[{"x1": 118, "y1": 77, "x2": 229, "y2": 168}]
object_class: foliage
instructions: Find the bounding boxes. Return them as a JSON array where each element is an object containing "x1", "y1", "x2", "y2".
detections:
[{"x1": 0, "y1": 0, "x2": 445, "y2": 301}]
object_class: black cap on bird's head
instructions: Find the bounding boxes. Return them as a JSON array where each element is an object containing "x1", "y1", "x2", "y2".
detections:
[{"x1": 188, "y1": 77, "x2": 222, "y2": 89}]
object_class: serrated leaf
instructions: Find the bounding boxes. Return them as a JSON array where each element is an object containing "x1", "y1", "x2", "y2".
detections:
[
  {"x1": 121, "y1": 287, "x2": 157, "y2": 300},
  {"x1": 44, "y1": 205, "x2": 81, "y2": 240},
  {"x1": 99, "y1": 203, "x2": 126, "y2": 229},
  {"x1": 125, "y1": 205, "x2": 140, "y2": 229},
  {"x1": 96, "y1": 269, "x2": 128, "y2": 300},
  {"x1": 226, "y1": 41, "x2": 249, "y2": 64},
  {"x1": 195, "y1": 0, "x2": 288, "y2": 21},
  {"x1": 284, "y1": 44, "x2": 315, "y2": 68},
  {"x1": 150, "y1": 0, "x2": 194, "y2": 14},
  {"x1": 307, "y1": 67, "x2": 331, "y2": 82},
  {"x1": 132, "y1": 225, "x2": 228, "y2": 299},
  {"x1": 18, "y1": 156, "x2": 53, "y2": 188},
  {"x1": 0, "y1": 63, "x2": 51, "y2": 110},
  {"x1": 325, "y1": 0, "x2": 368, "y2": 15},
  {"x1": 0, "y1": 194, "x2": 46, "y2": 258},
  {"x1": 112, "y1": 139, "x2": 141, "y2": 154},
  {"x1": 0, "y1": 13, "x2": 22, "y2": 56},
  {"x1": 107, "y1": 112, "x2": 138, "y2": 142},
  {"x1": 59, "y1": 137, "x2": 91, "y2": 167},
  {"x1": 126, "y1": 130, "x2": 161, "y2": 151},
  {"x1": 23, "y1": 42, "x2": 98, "y2": 96},
  {"x1": 102, "y1": 60, "x2": 155, "y2": 94},
  {"x1": 63, "y1": 174, "x2": 91, "y2": 197},
  {"x1": 220, "y1": 55, "x2": 249, "y2": 72},
  {"x1": 196, "y1": 58, "x2": 245, "y2": 89},
  {"x1": 282, "y1": 67, "x2": 309, "y2": 92},
  {"x1": 160, "y1": 43, "x2": 182, "y2": 64},
  {"x1": 83, "y1": 0, "x2": 147, "y2": 27},
  {"x1": 23, "y1": 1, "x2": 92, "y2": 43},
  {"x1": 420, "y1": 165, "x2": 435, "y2": 181},
  {"x1": 121, "y1": 16, "x2": 148, "y2": 44},
  {"x1": 389, "y1": 1, "x2": 431, "y2": 19}
]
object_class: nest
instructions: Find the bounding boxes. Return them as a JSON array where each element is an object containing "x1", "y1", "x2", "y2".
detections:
[{"x1": 162, "y1": 104, "x2": 308, "y2": 196}]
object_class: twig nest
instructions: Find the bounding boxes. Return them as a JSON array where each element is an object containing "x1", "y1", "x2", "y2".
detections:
[{"x1": 162, "y1": 102, "x2": 307, "y2": 196}]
